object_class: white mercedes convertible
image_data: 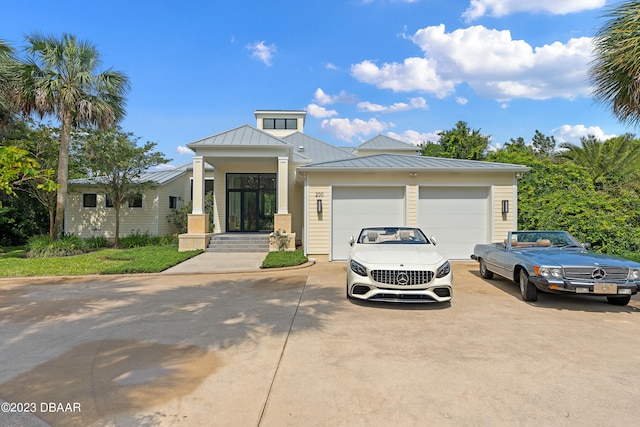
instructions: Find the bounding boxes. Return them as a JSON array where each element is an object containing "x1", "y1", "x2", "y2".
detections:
[{"x1": 346, "y1": 226, "x2": 452, "y2": 303}]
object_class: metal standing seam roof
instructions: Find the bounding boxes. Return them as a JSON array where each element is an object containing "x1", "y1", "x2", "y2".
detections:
[
  {"x1": 283, "y1": 132, "x2": 358, "y2": 163},
  {"x1": 69, "y1": 167, "x2": 187, "y2": 186},
  {"x1": 300, "y1": 154, "x2": 531, "y2": 172},
  {"x1": 187, "y1": 124, "x2": 291, "y2": 148},
  {"x1": 357, "y1": 134, "x2": 419, "y2": 151}
]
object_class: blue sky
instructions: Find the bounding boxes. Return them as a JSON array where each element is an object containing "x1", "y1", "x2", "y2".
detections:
[{"x1": 3, "y1": 0, "x2": 634, "y2": 167}]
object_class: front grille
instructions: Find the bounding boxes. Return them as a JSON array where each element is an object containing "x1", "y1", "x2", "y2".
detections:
[
  {"x1": 563, "y1": 266, "x2": 629, "y2": 281},
  {"x1": 370, "y1": 269, "x2": 434, "y2": 286}
]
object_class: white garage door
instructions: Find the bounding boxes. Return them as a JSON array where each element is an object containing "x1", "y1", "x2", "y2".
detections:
[
  {"x1": 331, "y1": 187, "x2": 405, "y2": 260},
  {"x1": 418, "y1": 187, "x2": 489, "y2": 260}
]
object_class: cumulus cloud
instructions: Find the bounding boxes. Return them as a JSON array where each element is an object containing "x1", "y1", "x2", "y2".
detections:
[
  {"x1": 552, "y1": 124, "x2": 616, "y2": 144},
  {"x1": 247, "y1": 41, "x2": 276, "y2": 66},
  {"x1": 387, "y1": 129, "x2": 440, "y2": 145},
  {"x1": 351, "y1": 57, "x2": 455, "y2": 98},
  {"x1": 313, "y1": 88, "x2": 355, "y2": 105},
  {"x1": 463, "y1": 0, "x2": 605, "y2": 22},
  {"x1": 321, "y1": 117, "x2": 388, "y2": 142},
  {"x1": 177, "y1": 145, "x2": 195, "y2": 155},
  {"x1": 352, "y1": 24, "x2": 593, "y2": 101},
  {"x1": 306, "y1": 103, "x2": 338, "y2": 118},
  {"x1": 357, "y1": 97, "x2": 428, "y2": 113},
  {"x1": 456, "y1": 97, "x2": 468, "y2": 105}
]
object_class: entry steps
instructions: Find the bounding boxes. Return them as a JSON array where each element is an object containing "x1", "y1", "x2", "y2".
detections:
[{"x1": 206, "y1": 233, "x2": 270, "y2": 252}]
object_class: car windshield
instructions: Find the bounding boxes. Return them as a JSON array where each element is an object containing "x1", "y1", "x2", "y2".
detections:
[
  {"x1": 357, "y1": 227, "x2": 431, "y2": 244},
  {"x1": 509, "y1": 231, "x2": 582, "y2": 248}
]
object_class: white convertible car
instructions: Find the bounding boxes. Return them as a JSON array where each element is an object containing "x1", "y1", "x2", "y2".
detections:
[{"x1": 346, "y1": 226, "x2": 452, "y2": 303}]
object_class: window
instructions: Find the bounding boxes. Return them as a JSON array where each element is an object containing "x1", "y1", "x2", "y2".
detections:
[
  {"x1": 262, "y1": 118, "x2": 297, "y2": 130},
  {"x1": 83, "y1": 194, "x2": 97, "y2": 208},
  {"x1": 128, "y1": 195, "x2": 143, "y2": 208},
  {"x1": 169, "y1": 196, "x2": 178, "y2": 210},
  {"x1": 105, "y1": 195, "x2": 114, "y2": 208},
  {"x1": 190, "y1": 179, "x2": 214, "y2": 200}
]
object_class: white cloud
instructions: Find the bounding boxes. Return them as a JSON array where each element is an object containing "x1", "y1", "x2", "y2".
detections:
[
  {"x1": 353, "y1": 24, "x2": 592, "y2": 101},
  {"x1": 321, "y1": 117, "x2": 388, "y2": 142},
  {"x1": 313, "y1": 88, "x2": 355, "y2": 105},
  {"x1": 325, "y1": 62, "x2": 338, "y2": 70},
  {"x1": 351, "y1": 57, "x2": 456, "y2": 98},
  {"x1": 387, "y1": 129, "x2": 440, "y2": 145},
  {"x1": 247, "y1": 41, "x2": 276, "y2": 66},
  {"x1": 177, "y1": 145, "x2": 194, "y2": 155},
  {"x1": 463, "y1": 0, "x2": 605, "y2": 22},
  {"x1": 456, "y1": 97, "x2": 468, "y2": 105},
  {"x1": 357, "y1": 97, "x2": 428, "y2": 113},
  {"x1": 552, "y1": 124, "x2": 616, "y2": 144},
  {"x1": 306, "y1": 103, "x2": 338, "y2": 118}
]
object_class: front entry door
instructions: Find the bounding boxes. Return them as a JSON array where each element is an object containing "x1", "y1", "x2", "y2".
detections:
[{"x1": 227, "y1": 190, "x2": 259, "y2": 232}]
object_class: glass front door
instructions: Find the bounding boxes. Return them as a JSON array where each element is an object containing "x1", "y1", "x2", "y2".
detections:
[{"x1": 226, "y1": 173, "x2": 276, "y2": 232}]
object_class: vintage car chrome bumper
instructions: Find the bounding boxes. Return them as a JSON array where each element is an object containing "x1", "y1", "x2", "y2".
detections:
[{"x1": 529, "y1": 276, "x2": 640, "y2": 295}]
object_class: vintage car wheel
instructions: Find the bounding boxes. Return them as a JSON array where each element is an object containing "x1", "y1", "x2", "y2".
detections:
[
  {"x1": 519, "y1": 269, "x2": 538, "y2": 302},
  {"x1": 606, "y1": 295, "x2": 631, "y2": 306},
  {"x1": 479, "y1": 259, "x2": 494, "y2": 279}
]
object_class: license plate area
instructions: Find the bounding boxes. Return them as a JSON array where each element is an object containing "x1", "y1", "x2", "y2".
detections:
[{"x1": 594, "y1": 283, "x2": 618, "y2": 294}]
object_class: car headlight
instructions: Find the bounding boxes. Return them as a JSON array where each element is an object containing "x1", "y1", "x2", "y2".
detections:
[
  {"x1": 436, "y1": 261, "x2": 451, "y2": 278},
  {"x1": 629, "y1": 269, "x2": 640, "y2": 280},
  {"x1": 534, "y1": 266, "x2": 563, "y2": 278},
  {"x1": 350, "y1": 260, "x2": 367, "y2": 277}
]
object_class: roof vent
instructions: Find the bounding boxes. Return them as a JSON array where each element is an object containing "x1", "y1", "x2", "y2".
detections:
[{"x1": 298, "y1": 146, "x2": 304, "y2": 152}]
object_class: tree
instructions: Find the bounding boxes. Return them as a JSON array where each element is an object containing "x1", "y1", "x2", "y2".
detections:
[
  {"x1": 0, "y1": 39, "x2": 17, "y2": 138},
  {"x1": 559, "y1": 133, "x2": 640, "y2": 191},
  {"x1": 530, "y1": 130, "x2": 556, "y2": 157},
  {"x1": 80, "y1": 128, "x2": 170, "y2": 247},
  {"x1": 420, "y1": 121, "x2": 490, "y2": 160},
  {"x1": 590, "y1": 1, "x2": 640, "y2": 126},
  {"x1": 14, "y1": 33, "x2": 129, "y2": 239},
  {"x1": 0, "y1": 145, "x2": 56, "y2": 203}
]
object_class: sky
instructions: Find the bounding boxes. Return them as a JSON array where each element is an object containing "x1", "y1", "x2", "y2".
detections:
[{"x1": 2, "y1": 0, "x2": 635, "y2": 168}]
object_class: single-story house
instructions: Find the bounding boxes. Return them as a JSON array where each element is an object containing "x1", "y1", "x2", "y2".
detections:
[{"x1": 66, "y1": 109, "x2": 529, "y2": 260}]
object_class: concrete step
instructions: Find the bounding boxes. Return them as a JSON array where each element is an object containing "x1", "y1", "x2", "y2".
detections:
[{"x1": 206, "y1": 233, "x2": 270, "y2": 253}]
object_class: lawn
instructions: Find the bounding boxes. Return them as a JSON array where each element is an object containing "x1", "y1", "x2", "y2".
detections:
[{"x1": 0, "y1": 245, "x2": 203, "y2": 277}]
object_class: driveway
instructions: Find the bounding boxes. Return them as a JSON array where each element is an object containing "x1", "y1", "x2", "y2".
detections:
[{"x1": 0, "y1": 262, "x2": 639, "y2": 426}]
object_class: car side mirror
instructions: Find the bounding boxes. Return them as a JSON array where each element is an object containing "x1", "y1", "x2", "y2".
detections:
[
  {"x1": 349, "y1": 236, "x2": 355, "y2": 246},
  {"x1": 430, "y1": 236, "x2": 437, "y2": 245}
]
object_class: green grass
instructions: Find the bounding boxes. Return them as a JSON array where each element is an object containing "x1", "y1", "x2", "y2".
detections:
[
  {"x1": 261, "y1": 250, "x2": 308, "y2": 268},
  {"x1": 0, "y1": 245, "x2": 203, "y2": 277}
]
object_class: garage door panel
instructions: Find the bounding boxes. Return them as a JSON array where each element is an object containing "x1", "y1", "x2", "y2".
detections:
[
  {"x1": 419, "y1": 187, "x2": 488, "y2": 260},
  {"x1": 331, "y1": 187, "x2": 405, "y2": 260}
]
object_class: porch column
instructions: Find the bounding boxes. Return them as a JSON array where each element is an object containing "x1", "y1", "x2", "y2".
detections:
[
  {"x1": 274, "y1": 156, "x2": 292, "y2": 234},
  {"x1": 192, "y1": 156, "x2": 205, "y2": 215},
  {"x1": 180, "y1": 156, "x2": 210, "y2": 251}
]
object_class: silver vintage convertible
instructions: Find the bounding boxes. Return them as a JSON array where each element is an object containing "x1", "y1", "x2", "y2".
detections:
[{"x1": 471, "y1": 230, "x2": 640, "y2": 306}]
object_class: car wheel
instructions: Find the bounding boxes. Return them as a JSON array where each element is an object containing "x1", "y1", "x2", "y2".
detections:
[
  {"x1": 606, "y1": 295, "x2": 631, "y2": 306},
  {"x1": 519, "y1": 269, "x2": 538, "y2": 302},
  {"x1": 479, "y1": 259, "x2": 494, "y2": 279}
]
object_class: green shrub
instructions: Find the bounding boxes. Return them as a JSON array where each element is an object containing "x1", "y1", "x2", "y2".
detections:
[
  {"x1": 261, "y1": 250, "x2": 307, "y2": 268},
  {"x1": 118, "y1": 232, "x2": 177, "y2": 248},
  {"x1": 27, "y1": 234, "x2": 88, "y2": 258},
  {"x1": 86, "y1": 236, "x2": 112, "y2": 249}
]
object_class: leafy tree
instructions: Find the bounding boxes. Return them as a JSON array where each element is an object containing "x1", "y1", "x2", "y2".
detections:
[
  {"x1": 590, "y1": 1, "x2": 640, "y2": 125},
  {"x1": 530, "y1": 130, "x2": 556, "y2": 157},
  {"x1": 0, "y1": 145, "x2": 56, "y2": 203},
  {"x1": 488, "y1": 145, "x2": 640, "y2": 254},
  {"x1": 79, "y1": 128, "x2": 170, "y2": 247},
  {"x1": 14, "y1": 33, "x2": 129, "y2": 239},
  {"x1": 419, "y1": 121, "x2": 489, "y2": 160}
]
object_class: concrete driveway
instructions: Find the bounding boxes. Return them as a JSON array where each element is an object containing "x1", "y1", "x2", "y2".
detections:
[{"x1": 0, "y1": 262, "x2": 639, "y2": 426}]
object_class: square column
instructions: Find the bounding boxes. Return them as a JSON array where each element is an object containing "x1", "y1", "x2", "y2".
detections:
[
  {"x1": 192, "y1": 156, "x2": 205, "y2": 214},
  {"x1": 275, "y1": 156, "x2": 292, "y2": 236}
]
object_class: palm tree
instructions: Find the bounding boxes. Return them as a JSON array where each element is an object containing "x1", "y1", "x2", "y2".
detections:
[
  {"x1": 590, "y1": 1, "x2": 640, "y2": 125},
  {"x1": 560, "y1": 134, "x2": 640, "y2": 190},
  {"x1": 15, "y1": 33, "x2": 129, "y2": 238},
  {"x1": 0, "y1": 39, "x2": 17, "y2": 137}
]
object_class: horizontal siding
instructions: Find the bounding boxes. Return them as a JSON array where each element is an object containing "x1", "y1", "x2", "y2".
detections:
[
  {"x1": 492, "y1": 185, "x2": 515, "y2": 242},
  {"x1": 307, "y1": 185, "x2": 330, "y2": 255}
]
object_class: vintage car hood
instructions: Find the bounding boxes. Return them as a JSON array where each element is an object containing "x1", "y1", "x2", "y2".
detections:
[
  {"x1": 352, "y1": 244, "x2": 445, "y2": 266},
  {"x1": 515, "y1": 248, "x2": 638, "y2": 268}
]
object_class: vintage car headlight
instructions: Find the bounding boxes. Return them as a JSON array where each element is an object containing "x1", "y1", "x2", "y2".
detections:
[
  {"x1": 629, "y1": 269, "x2": 640, "y2": 280},
  {"x1": 534, "y1": 266, "x2": 563, "y2": 278},
  {"x1": 436, "y1": 261, "x2": 451, "y2": 278},
  {"x1": 350, "y1": 260, "x2": 368, "y2": 277}
]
